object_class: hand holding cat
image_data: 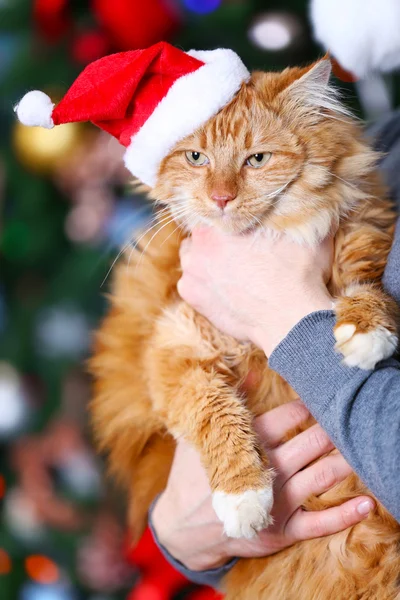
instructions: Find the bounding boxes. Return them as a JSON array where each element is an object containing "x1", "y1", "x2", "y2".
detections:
[
  {"x1": 178, "y1": 228, "x2": 334, "y2": 356},
  {"x1": 152, "y1": 400, "x2": 374, "y2": 571}
]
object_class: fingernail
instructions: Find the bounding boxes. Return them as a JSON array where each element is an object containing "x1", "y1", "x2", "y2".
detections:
[{"x1": 357, "y1": 499, "x2": 374, "y2": 516}]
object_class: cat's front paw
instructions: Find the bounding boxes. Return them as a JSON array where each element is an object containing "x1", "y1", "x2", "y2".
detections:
[
  {"x1": 334, "y1": 323, "x2": 398, "y2": 370},
  {"x1": 212, "y1": 486, "x2": 274, "y2": 539}
]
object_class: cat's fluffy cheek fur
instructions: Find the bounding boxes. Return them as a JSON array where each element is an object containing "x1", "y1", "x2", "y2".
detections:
[{"x1": 212, "y1": 486, "x2": 274, "y2": 539}]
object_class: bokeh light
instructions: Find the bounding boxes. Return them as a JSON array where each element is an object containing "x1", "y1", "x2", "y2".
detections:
[
  {"x1": 183, "y1": 0, "x2": 221, "y2": 15},
  {"x1": 20, "y1": 582, "x2": 77, "y2": 600},
  {"x1": 12, "y1": 120, "x2": 82, "y2": 174},
  {"x1": 0, "y1": 548, "x2": 12, "y2": 575},
  {"x1": 25, "y1": 555, "x2": 60, "y2": 585},
  {"x1": 0, "y1": 362, "x2": 30, "y2": 440},
  {"x1": 248, "y1": 12, "x2": 302, "y2": 52}
]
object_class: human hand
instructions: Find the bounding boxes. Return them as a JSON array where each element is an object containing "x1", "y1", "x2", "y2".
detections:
[
  {"x1": 151, "y1": 400, "x2": 374, "y2": 572},
  {"x1": 178, "y1": 228, "x2": 333, "y2": 356}
]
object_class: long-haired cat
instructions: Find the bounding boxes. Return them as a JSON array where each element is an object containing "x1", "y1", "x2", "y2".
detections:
[{"x1": 89, "y1": 59, "x2": 400, "y2": 599}]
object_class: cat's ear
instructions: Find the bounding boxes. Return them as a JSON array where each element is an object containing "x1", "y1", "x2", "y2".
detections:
[
  {"x1": 288, "y1": 59, "x2": 332, "y2": 96},
  {"x1": 282, "y1": 59, "x2": 348, "y2": 117}
]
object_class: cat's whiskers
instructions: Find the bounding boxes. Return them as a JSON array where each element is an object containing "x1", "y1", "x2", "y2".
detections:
[
  {"x1": 247, "y1": 211, "x2": 264, "y2": 229},
  {"x1": 100, "y1": 237, "x2": 137, "y2": 288},
  {"x1": 160, "y1": 210, "x2": 199, "y2": 249},
  {"x1": 312, "y1": 164, "x2": 378, "y2": 205},
  {"x1": 159, "y1": 205, "x2": 200, "y2": 247},
  {"x1": 131, "y1": 216, "x2": 178, "y2": 271},
  {"x1": 134, "y1": 206, "x2": 192, "y2": 270},
  {"x1": 121, "y1": 206, "x2": 188, "y2": 276},
  {"x1": 262, "y1": 181, "x2": 290, "y2": 203},
  {"x1": 179, "y1": 213, "x2": 202, "y2": 236},
  {"x1": 102, "y1": 206, "x2": 181, "y2": 288},
  {"x1": 129, "y1": 208, "x2": 184, "y2": 254},
  {"x1": 312, "y1": 164, "x2": 359, "y2": 190}
]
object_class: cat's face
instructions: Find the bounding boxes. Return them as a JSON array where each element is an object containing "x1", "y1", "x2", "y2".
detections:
[{"x1": 152, "y1": 60, "x2": 373, "y2": 243}]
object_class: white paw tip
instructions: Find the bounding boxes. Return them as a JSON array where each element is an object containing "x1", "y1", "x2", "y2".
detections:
[
  {"x1": 334, "y1": 325, "x2": 398, "y2": 370},
  {"x1": 212, "y1": 487, "x2": 273, "y2": 539},
  {"x1": 334, "y1": 323, "x2": 356, "y2": 345}
]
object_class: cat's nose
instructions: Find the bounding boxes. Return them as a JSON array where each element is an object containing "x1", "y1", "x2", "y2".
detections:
[{"x1": 210, "y1": 193, "x2": 236, "y2": 210}]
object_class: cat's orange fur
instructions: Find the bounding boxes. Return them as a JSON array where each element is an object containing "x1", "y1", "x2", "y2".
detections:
[{"x1": 89, "y1": 60, "x2": 400, "y2": 598}]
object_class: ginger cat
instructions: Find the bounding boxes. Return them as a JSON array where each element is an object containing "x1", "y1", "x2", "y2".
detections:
[{"x1": 90, "y1": 59, "x2": 400, "y2": 599}]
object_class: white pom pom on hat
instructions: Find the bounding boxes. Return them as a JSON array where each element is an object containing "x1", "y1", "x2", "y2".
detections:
[
  {"x1": 14, "y1": 90, "x2": 55, "y2": 129},
  {"x1": 310, "y1": 0, "x2": 400, "y2": 78}
]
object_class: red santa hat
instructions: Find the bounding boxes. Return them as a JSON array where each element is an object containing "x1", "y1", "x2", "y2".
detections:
[{"x1": 15, "y1": 41, "x2": 249, "y2": 187}]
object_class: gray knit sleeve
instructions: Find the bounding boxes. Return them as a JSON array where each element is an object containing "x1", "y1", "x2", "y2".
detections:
[{"x1": 148, "y1": 500, "x2": 237, "y2": 588}]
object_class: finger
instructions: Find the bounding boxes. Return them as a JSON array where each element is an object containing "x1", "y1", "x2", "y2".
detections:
[
  {"x1": 285, "y1": 496, "x2": 375, "y2": 542},
  {"x1": 268, "y1": 424, "x2": 334, "y2": 483},
  {"x1": 253, "y1": 400, "x2": 310, "y2": 448},
  {"x1": 279, "y1": 453, "x2": 353, "y2": 514}
]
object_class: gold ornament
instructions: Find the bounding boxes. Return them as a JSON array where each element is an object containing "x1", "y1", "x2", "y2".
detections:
[{"x1": 13, "y1": 120, "x2": 83, "y2": 175}]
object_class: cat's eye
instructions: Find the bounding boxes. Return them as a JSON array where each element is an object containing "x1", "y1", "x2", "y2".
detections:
[
  {"x1": 185, "y1": 151, "x2": 209, "y2": 166},
  {"x1": 246, "y1": 152, "x2": 272, "y2": 168}
]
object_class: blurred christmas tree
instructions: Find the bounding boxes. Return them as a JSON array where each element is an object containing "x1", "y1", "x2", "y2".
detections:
[{"x1": 1, "y1": 1, "x2": 398, "y2": 599}]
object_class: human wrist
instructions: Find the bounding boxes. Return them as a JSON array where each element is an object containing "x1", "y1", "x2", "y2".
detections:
[
  {"x1": 256, "y1": 288, "x2": 333, "y2": 356},
  {"x1": 152, "y1": 491, "x2": 230, "y2": 571}
]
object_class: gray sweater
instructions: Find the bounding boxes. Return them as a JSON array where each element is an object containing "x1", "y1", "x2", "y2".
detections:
[{"x1": 149, "y1": 111, "x2": 400, "y2": 587}]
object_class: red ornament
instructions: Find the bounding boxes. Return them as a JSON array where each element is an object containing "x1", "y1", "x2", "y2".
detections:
[
  {"x1": 124, "y1": 527, "x2": 164, "y2": 570},
  {"x1": 125, "y1": 528, "x2": 226, "y2": 600},
  {"x1": 125, "y1": 528, "x2": 189, "y2": 600},
  {"x1": 71, "y1": 29, "x2": 111, "y2": 65},
  {"x1": 187, "y1": 588, "x2": 225, "y2": 600},
  {"x1": 127, "y1": 568, "x2": 188, "y2": 600},
  {"x1": 92, "y1": 0, "x2": 181, "y2": 51},
  {"x1": 33, "y1": 0, "x2": 71, "y2": 44}
]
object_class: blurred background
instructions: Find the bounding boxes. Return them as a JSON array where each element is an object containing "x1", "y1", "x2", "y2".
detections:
[{"x1": 0, "y1": 1, "x2": 399, "y2": 599}]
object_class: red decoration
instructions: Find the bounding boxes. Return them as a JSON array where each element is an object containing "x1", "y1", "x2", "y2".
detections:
[
  {"x1": 34, "y1": 0, "x2": 180, "y2": 59},
  {"x1": 92, "y1": 0, "x2": 181, "y2": 51},
  {"x1": 124, "y1": 527, "x2": 162, "y2": 569},
  {"x1": 71, "y1": 29, "x2": 111, "y2": 65},
  {"x1": 33, "y1": 0, "x2": 71, "y2": 44},
  {"x1": 330, "y1": 56, "x2": 358, "y2": 84},
  {"x1": 188, "y1": 589, "x2": 224, "y2": 600},
  {"x1": 125, "y1": 527, "x2": 225, "y2": 600},
  {"x1": 125, "y1": 527, "x2": 189, "y2": 600}
]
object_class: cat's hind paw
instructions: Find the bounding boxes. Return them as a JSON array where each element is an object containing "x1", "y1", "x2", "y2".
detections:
[
  {"x1": 334, "y1": 324, "x2": 398, "y2": 370},
  {"x1": 212, "y1": 486, "x2": 274, "y2": 539}
]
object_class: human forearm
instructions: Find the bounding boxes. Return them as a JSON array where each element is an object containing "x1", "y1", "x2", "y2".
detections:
[{"x1": 254, "y1": 292, "x2": 333, "y2": 356}]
